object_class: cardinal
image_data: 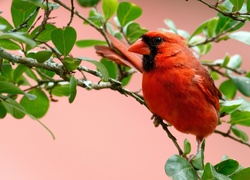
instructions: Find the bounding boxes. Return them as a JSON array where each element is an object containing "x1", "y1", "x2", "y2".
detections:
[{"x1": 95, "y1": 31, "x2": 222, "y2": 153}]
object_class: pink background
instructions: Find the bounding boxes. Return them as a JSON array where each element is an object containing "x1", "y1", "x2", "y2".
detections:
[{"x1": 0, "y1": 0, "x2": 250, "y2": 179}]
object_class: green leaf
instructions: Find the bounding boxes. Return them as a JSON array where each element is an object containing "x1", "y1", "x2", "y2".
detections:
[
  {"x1": 36, "y1": 68, "x2": 55, "y2": 79},
  {"x1": 227, "y1": 55, "x2": 242, "y2": 74},
  {"x1": 117, "y1": 2, "x2": 142, "y2": 27},
  {"x1": 165, "y1": 155, "x2": 198, "y2": 180},
  {"x1": 207, "y1": 17, "x2": 219, "y2": 38},
  {"x1": 125, "y1": 22, "x2": 147, "y2": 43},
  {"x1": 0, "y1": 39, "x2": 21, "y2": 50},
  {"x1": 2, "y1": 98, "x2": 25, "y2": 119},
  {"x1": 78, "y1": 57, "x2": 109, "y2": 81},
  {"x1": 237, "y1": 97, "x2": 250, "y2": 111},
  {"x1": 220, "y1": 99, "x2": 242, "y2": 114},
  {"x1": 51, "y1": 26, "x2": 76, "y2": 56},
  {"x1": 196, "y1": 43, "x2": 212, "y2": 55},
  {"x1": 31, "y1": 23, "x2": 56, "y2": 42},
  {"x1": 230, "y1": 110, "x2": 250, "y2": 126},
  {"x1": 216, "y1": 14, "x2": 244, "y2": 35},
  {"x1": 63, "y1": 57, "x2": 81, "y2": 71},
  {"x1": 24, "y1": 66, "x2": 38, "y2": 82},
  {"x1": 0, "y1": 81, "x2": 24, "y2": 94},
  {"x1": 214, "y1": 159, "x2": 239, "y2": 176},
  {"x1": 0, "y1": 63, "x2": 12, "y2": 80},
  {"x1": 51, "y1": 83, "x2": 70, "y2": 97},
  {"x1": 221, "y1": 54, "x2": 230, "y2": 67},
  {"x1": 229, "y1": 31, "x2": 250, "y2": 45},
  {"x1": 210, "y1": 71, "x2": 219, "y2": 80},
  {"x1": 69, "y1": 76, "x2": 77, "y2": 103},
  {"x1": 11, "y1": 0, "x2": 39, "y2": 32},
  {"x1": 0, "y1": 16, "x2": 14, "y2": 32},
  {"x1": 35, "y1": 50, "x2": 52, "y2": 63},
  {"x1": 191, "y1": 140, "x2": 205, "y2": 170},
  {"x1": 219, "y1": 79, "x2": 236, "y2": 99},
  {"x1": 100, "y1": 58, "x2": 117, "y2": 79},
  {"x1": 247, "y1": 0, "x2": 250, "y2": 12},
  {"x1": 22, "y1": 0, "x2": 59, "y2": 10},
  {"x1": 85, "y1": 8, "x2": 103, "y2": 27},
  {"x1": 14, "y1": 61, "x2": 30, "y2": 84},
  {"x1": 0, "y1": 32, "x2": 36, "y2": 47},
  {"x1": 231, "y1": 167, "x2": 250, "y2": 180},
  {"x1": 76, "y1": 39, "x2": 107, "y2": 48},
  {"x1": 20, "y1": 88, "x2": 49, "y2": 118},
  {"x1": 164, "y1": 19, "x2": 177, "y2": 33},
  {"x1": 0, "y1": 102, "x2": 7, "y2": 119},
  {"x1": 201, "y1": 163, "x2": 231, "y2": 180},
  {"x1": 229, "y1": 0, "x2": 244, "y2": 11},
  {"x1": 121, "y1": 68, "x2": 132, "y2": 87},
  {"x1": 102, "y1": 0, "x2": 118, "y2": 22},
  {"x1": 231, "y1": 125, "x2": 249, "y2": 142},
  {"x1": 230, "y1": 76, "x2": 250, "y2": 97},
  {"x1": 183, "y1": 139, "x2": 191, "y2": 155}
]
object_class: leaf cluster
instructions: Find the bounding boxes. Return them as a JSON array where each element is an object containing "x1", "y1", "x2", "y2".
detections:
[{"x1": 0, "y1": 0, "x2": 250, "y2": 179}]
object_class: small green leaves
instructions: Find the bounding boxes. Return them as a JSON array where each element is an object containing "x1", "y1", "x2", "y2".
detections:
[
  {"x1": 11, "y1": 0, "x2": 39, "y2": 32},
  {"x1": 201, "y1": 163, "x2": 230, "y2": 180},
  {"x1": 69, "y1": 76, "x2": 77, "y2": 103},
  {"x1": 214, "y1": 159, "x2": 239, "y2": 176},
  {"x1": 230, "y1": 110, "x2": 250, "y2": 126},
  {"x1": 219, "y1": 79, "x2": 237, "y2": 99},
  {"x1": 2, "y1": 98, "x2": 25, "y2": 119},
  {"x1": 125, "y1": 22, "x2": 147, "y2": 43},
  {"x1": 77, "y1": 0, "x2": 100, "y2": 7},
  {"x1": 63, "y1": 57, "x2": 81, "y2": 71},
  {"x1": 247, "y1": 0, "x2": 250, "y2": 12},
  {"x1": 183, "y1": 139, "x2": 191, "y2": 155},
  {"x1": 51, "y1": 83, "x2": 70, "y2": 97},
  {"x1": 231, "y1": 167, "x2": 250, "y2": 180},
  {"x1": 231, "y1": 125, "x2": 249, "y2": 142},
  {"x1": 117, "y1": 2, "x2": 142, "y2": 27},
  {"x1": 0, "y1": 81, "x2": 24, "y2": 94},
  {"x1": 20, "y1": 89, "x2": 49, "y2": 118},
  {"x1": 51, "y1": 26, "x2": 76, "y2": 56},
  {"x1": 0, "y1": 102, "x2": 7, "y2": 119},
  {"x1": 229, "y1": 0, "x2": 244, "y2": 12},
  {"x1": 102, "y1": 0, "x2": 118, "y2": 22},
  {"x1": 0, "y1": 32, "x2": 36, "y2": 47},
  {"x1": 165, "y1": 155, "x2": 198, "y2": 180},
  {"x1": 230, "y1": 76, "x2": 250, "y2": 97},
  {"x1": 220, "y1": 99, "x2": 242, "y2": 114},
  {"x1": 35, "y1": 50, "x2": 52, "y2": 63},
  {"x1": 76, "y1": 39, "x2": 107, "y2": 48},
  {"x1": 229, "y1": 31, "x2": 250, "y2": 45},
  {"x1": 31, "y1": 24, "x2": 56, "y2": 42},
  {"x1": 78, "y1": 57, "x2": 109, "y2": 81}
]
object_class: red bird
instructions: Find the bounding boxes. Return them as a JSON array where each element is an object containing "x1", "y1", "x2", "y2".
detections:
[
  {"x1": 96, "y1": 31, "x2": 222, "y2": 153},
  {"x1": 129, "y1": 31, "x2": 222, "y2": 150}
]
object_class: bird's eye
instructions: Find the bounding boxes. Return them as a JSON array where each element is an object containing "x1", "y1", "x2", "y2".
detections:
[{"x1": 152, "y1": 37, "x2": 163, "y2": 45}]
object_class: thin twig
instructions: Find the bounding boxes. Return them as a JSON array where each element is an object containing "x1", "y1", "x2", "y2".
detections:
[
  {"x1": 67, "y1": 0, "x2": 74, "y2": 26},
  {"x1": 9, "y1": 7, "x2": 40, "y2": 32},
  {"x1": 214, "y1": 129, "x2": 250, "y2": 147},
  {"x1": 157, "y1": 118, "x2": 184, "y2": 155},
  {"x1": 189, "y1": 21, "x2": 244, "y2": 47},
  {"x1": 32, "y1": 1, "x2": 53, "y2": 40},
  {"x1": 197, "y1": 0, "x2": 247, "y2": 22}
]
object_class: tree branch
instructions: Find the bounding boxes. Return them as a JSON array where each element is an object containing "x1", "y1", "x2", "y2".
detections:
[
  {"x1": 197, "y1": 0, "x2": 247, "y2": 22},
  {"x1": 214, "y1": 129, "x2": 250, "y2": 147}
]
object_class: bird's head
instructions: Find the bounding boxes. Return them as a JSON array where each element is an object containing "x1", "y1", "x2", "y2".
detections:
[{"x1": 128, "y1": 31, "x2": 186, "y2": 72}]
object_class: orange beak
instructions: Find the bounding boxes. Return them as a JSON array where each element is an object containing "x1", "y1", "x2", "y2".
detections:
[{"x1": 128, "y1": 38, "x2": 150, "y2": 55}]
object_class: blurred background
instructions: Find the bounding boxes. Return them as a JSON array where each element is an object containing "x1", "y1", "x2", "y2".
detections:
[{"x1": 0, "y1": 0, "x2": 250, "y2": 179}]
